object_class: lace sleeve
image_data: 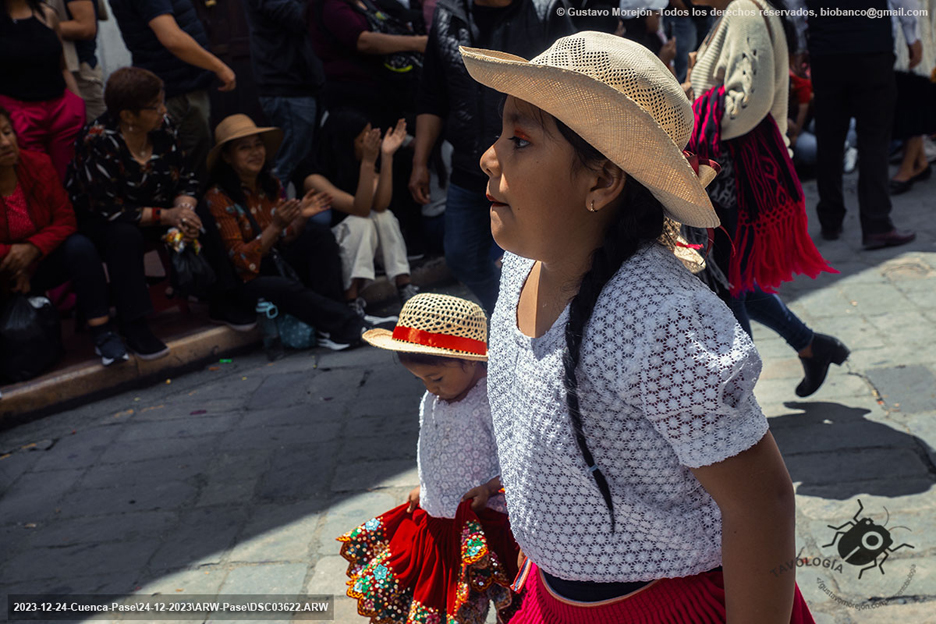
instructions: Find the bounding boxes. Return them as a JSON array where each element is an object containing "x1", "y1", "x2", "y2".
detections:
[{"x1": 636, "y1": 293, "x2": 768, "y2": 469}]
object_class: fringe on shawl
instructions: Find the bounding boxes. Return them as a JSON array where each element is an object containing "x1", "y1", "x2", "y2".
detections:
[{"x1": 688, "y1": 85, "x2": 835, "y2": 296}]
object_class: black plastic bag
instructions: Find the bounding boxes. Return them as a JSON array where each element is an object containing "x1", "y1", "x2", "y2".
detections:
[
  {"x1": 0, "y1": 295, "x2": 63, "y2": 383},
  {"x1": 169, "y1": 247, "x2": 216, "y2": 300}
]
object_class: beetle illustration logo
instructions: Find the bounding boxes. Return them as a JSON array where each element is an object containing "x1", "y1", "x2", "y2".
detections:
[{"x1": 823, "y1": 499, "x2": 914, "y2": 579}]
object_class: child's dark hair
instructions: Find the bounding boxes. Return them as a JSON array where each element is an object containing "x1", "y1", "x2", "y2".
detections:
[
  {"x1": 397, "y1": 351, "x2": 485, "y2": 369},
  {"x1": 549, "y1": 110, "x2": 666, "y2": 531}
]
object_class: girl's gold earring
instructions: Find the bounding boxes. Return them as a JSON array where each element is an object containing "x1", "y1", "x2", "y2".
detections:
[{"x1": 587, "y1": 200, "x2": 597, "y2": 213}]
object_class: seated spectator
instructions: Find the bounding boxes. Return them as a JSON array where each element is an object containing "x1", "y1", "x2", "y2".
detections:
[
  {"x1": 294, "y1": 110, "x2": 417, "y2": 315},
  {"x1": 0, "y1": 106, "x2": 128, "y2": 367},
  {"x1": 65, "y1": 66, "x2": 202, "y2": 361},
  {"x1": 204, "y1": 114, "x2": 378, "y2": 350},
  {"x1": 309, "y1": 0, "x2": 426, "y2": 129},
  {"x1": 108, "y1": 0, "x2": 237, "y2": 181},
  {"x1": 0, "y1": 0, "x2": 86, "y2": 180}
]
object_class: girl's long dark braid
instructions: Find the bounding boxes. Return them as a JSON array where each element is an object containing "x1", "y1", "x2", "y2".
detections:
[{"x1": 555, "y1": 119, "x2": 666, "y2": 532}]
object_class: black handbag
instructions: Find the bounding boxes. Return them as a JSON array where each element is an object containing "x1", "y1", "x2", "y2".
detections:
[
  {"x1": 0, "y1": 294, "x2": 63, "y2": 383},
  {"x1": 169, "y1": 245, "x2": 217, "y2": 299}
]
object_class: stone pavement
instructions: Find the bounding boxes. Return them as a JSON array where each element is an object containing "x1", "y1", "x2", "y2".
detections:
[{"x1": 1, "y1": 175, "x2": 935, "y2": 624}]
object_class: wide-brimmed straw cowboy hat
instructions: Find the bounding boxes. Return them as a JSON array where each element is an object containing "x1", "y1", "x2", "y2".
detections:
[
  {"x1": 362, "y1": 293, "x2": 488, "y2": 362},
  {"x1": 206, "y1": 114, "x2": 284, "y2": 172},
  {"x1": 460, "y1": 31, "x2": 720, "y2": 228}
]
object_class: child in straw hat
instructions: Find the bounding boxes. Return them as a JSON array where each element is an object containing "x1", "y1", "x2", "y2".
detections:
[
  {"x1": 337, "y1": 293, "x2": 521, "y2": 623},
  {"x1": 461, "y1": 32, "x2": 815, "y2": 622}
]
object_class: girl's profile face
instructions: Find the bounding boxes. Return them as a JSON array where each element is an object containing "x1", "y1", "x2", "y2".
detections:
[
  {"x1": 480, "y1": 97, "x2": 597, "y2": 261},
  {"x1": 401, "y1": 359, "x2": 479, "y2": 402},
  {"x1": 224, "y1": 134, "x2": 267, "y2": 178}
]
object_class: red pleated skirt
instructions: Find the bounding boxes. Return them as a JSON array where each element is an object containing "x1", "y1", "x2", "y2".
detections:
[
  {"x1": 337, "y1": 500, "x2": 521, "y2": 623},
  {"x1": 511, "y1": 562, "x2": 816, "y2": 624}
]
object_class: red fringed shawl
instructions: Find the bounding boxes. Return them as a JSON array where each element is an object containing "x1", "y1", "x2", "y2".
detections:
[{"x1": 688, "y1": 85, "x2": 835, "y2": 296}]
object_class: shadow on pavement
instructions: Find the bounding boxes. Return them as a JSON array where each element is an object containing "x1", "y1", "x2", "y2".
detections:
[
  {"x1": 0, "y1": 351, "x2": 424, "y2": 604},
  {"x1": 770, "y1": 401, "x2": 936, "y2": 500}
]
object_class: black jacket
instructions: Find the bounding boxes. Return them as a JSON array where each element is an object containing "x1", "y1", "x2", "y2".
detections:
[
  {"x1": 243, "y1": 0, "x2": 324, "y2": 97},
  {"x1": 417, "y1": 0, "x2": 573, "y2": 191}
]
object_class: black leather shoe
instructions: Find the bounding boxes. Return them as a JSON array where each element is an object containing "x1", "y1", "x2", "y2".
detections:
[
  {"x1": 889, "y1": 178, "x2": 914, "y2": 195},
  {"x1": 820, "y1": 225, "x2": 843, "y2": 241},
  {"x1": 796, "y1": 334, "x2": 850, "y2": 398},
  {"x1": 862, "y1": 229, "x2": 917, "y2": 250}
]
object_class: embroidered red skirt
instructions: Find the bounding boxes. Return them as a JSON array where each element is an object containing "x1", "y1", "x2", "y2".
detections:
[
  {"x1": 510, "y1": 562, "x2": 815, "y2": 624},
  {"x1": 337, "y1": 500, "x2": 521, "y2": 623}
]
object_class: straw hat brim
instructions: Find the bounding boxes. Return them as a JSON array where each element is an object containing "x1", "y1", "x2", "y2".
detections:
[
  {"x1": 206, "y1": 126, "x2": 284, "y2": 173},
  {"x1": 460, "y1": 46, "x2": 720, "y2": 229},
  {"x1": 362, "y1": 328, "x2": 488, "y2": 362}
]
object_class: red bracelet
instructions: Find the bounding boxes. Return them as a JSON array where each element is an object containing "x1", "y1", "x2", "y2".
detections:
[{"x1": 151, "y1": 207, "x2": 162, "y2": 224}]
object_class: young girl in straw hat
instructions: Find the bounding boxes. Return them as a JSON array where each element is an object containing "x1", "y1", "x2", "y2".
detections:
[
  {"x1": 337, "y1": 292, "x2": 521, "y2": 623},
  {"x1": 460, "y1": 32, "x2": 816, "y2": 622}
]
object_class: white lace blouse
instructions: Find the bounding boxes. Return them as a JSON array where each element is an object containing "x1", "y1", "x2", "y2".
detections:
[
  {"x1": 488, "y1": 244, "x2": 769, "y2": 582},
  {"x1": 417, "y1": 377, "x2": 507, "y2": 519}
]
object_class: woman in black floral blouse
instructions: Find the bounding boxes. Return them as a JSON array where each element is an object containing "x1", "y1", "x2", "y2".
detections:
[{"x1": 66, "y1": 67, "x2": 201, "y2": 360}]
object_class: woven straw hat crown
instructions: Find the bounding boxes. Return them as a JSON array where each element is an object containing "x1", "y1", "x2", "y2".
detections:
[
  {"x1": 400, "y1": 294, "x2": 487, "y2": 344},
  {"x1": 460, "y1": 31, "x2": 720, "y2": 228},
  {"x1": 528, "y1": 33, "x2": 694, "y2": 149},
  {"x1": 362, "y1": 293, "x2": 488, "y2": 361}
]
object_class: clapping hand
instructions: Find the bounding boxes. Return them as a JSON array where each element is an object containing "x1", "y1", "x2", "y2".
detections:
[
  {"x1": 299, "y1": 189, "x2": 332, "y2": 218},
  {"x1": 272, "y1": 198, "x2": 302, "y2": 229},
  {"x1": 381, "y1": 118, "x2": 407, "y2": 157},
  {"x1": 361, "y1": 124, "x2": 382, "y2": 164}
]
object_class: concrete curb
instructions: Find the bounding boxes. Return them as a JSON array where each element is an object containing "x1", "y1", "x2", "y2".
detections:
[
  {"x1": 0, "y1": 256, "x2": 457, "y2": 422},
  {"x1": 0, "y1": 326, "x2": 260, "y2": 421}
]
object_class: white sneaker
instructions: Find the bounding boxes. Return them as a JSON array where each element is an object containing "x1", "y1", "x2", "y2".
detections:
[
  {"x1": 349, "y1": 297, "x2": 397, "y2": 325},
  {"x1": 843, "y1": 147, "x2": 858, "y2": 174},
  {"x1": 363, "y1": 313, "x2": 399, "y2": 328},
  {"x1": 315, "y1": 331, "x2": 351, "y2": 351}
]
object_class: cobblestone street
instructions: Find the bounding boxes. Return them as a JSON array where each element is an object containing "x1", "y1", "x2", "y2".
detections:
[{"x1": 2, "y1": 176, "x2": 935, "y2": 623}]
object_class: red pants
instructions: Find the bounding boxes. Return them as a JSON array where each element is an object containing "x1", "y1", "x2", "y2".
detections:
[{"x1": 0, "y1": 90, "x2": 85, "y2": 180}]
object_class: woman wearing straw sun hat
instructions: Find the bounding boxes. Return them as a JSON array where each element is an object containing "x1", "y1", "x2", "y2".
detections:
[
  {"x1": 461, "y1": 32, "x2": 815, "y2": 621},
  {"x1": 336, "y1": 293, "x2": 522, "y2": 623},
  {"x1": 204, "y1": 113, "x2": 377, "y2": 350}
]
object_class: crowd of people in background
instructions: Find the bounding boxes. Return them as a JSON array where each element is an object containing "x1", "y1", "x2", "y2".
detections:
[{"x1": 2, "y1": 0, "x2": 935, "y2": 381}]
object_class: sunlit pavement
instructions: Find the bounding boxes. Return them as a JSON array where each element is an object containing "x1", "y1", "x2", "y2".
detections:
[{"x1": 1, "y1": 174, "x2": 935, "y2": 623}]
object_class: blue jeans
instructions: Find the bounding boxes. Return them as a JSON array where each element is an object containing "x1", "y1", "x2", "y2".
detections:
[
  {"x1": 258, "y1": 95, "x2": 318, "y2": 184},
  {"x1": 729, "y1": 286, "x2": 814, "y2": 352},
  {"x1": 444, "y1": 182, "x2": 501, "y2": 314}
]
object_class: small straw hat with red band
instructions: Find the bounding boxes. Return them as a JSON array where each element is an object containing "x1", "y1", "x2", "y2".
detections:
[{"x1": 362, "y1": 293, "x2": 488, "y2": 362}]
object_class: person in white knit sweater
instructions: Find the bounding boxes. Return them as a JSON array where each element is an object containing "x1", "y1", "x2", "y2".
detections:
[{"x1": 687, "y1": 0, "x2": 851, "y2": 399}]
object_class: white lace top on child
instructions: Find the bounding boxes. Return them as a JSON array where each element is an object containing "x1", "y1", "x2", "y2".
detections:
[
  {"x1": 488, "y1": 243, "x2": 769, "y2": 582},
  {"x1": 417, "y1": 376, "x2": 507, "y2": 519}
]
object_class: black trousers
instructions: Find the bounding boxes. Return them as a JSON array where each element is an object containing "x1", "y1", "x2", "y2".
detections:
[
  {"x1": 811, "y1": 52, "x2": 896, "y2": 236},
  {"x1": 239, "y1": 222, "x2": 363, "y2": 342},
  {"x1": 14, "y1": 233, "x2": 110, "y2": 321},
  {"x1": 80, "y1": 219, "x2": 162, "y2": 322}
]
